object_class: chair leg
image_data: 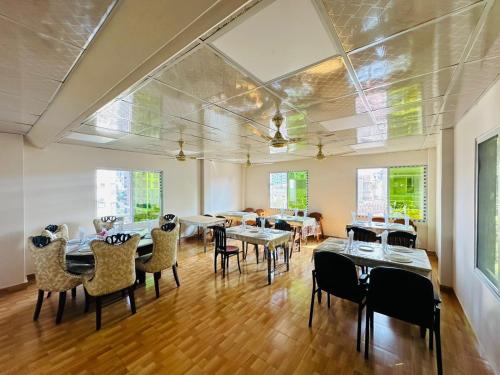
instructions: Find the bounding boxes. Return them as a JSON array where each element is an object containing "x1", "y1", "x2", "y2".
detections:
[
  {"x1": 95, "y1": 296, "x2": 102, "y2": 330},
  {"x1": 435, "y1": 319, "x2": 443, "y2": 375},
  {"x1": 128, "y1": 286, "x2": 136, "y2": 314},
  {"x1": 55, "y1": 291, "x2": 67, "y2": 324},
  {"x1": 236, "y1": 253, "x2": 241, "y2": 274},
  {"x1": 255, "y1": 245, "x2": 259, "y2": 264},
  {"x1": 222, "y1": 255, "x2": 226, "y2": 278},
  {"x1": 308, "y1": 272, "x2": 316, "y2": 327},
  {"x1": 327, "y1": 293, "x2": 331, "y2": 309},
  {"x1": 420, "y1": 326, "x2": 426, "y2": 338},
  {"x1": 84, "y1": 289, "x2": 90, "y2": 313},
  {"x1": 33, "y1": 289, "x2": 44, "y2": 321},
  {"x1": 429, "y1": 326, "x2": 434, "y2": 350},
  {"x1": 357, "y1": 303, "x2": 363, "y2": 352},
  {"x1": 154, "y1": 272, "x2": 161, "y2": 298},
  {"x1": 47, "y1": 291, "x2": 52, "y2": 298},
  {"x1": 317, "y1": 289, "x2": 322, "y2": 304},
  {"x1": 214, "y1": 251, "x2": 218, "y2": 273},
  {"x1": 71, "y1": 287, "x2": 76, "y2": 299},
  {"x1": 370, "y1": 310, "x2": 374, "y2": 332},
  {"x1": 365, "y1": 307, "x2": 370, "y2": 359},
  {"x1": 172, "y1": 265, "x2": 180, "y2": 287}
]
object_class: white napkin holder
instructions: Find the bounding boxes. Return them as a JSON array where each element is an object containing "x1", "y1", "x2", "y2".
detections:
[
  {"x1": 404, "y1": 216, "x2": 410, "y2": 227},
  {"x1": 381, "y1": 230, "x2": 389, "y2": 253}
]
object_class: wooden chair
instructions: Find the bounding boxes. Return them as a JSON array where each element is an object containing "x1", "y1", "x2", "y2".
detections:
[
  {"x1": 83, "y1": 234, "x2": 140, "y2": 330},
  {"x1": 243, "y1": 208, "x2": 255, "y2": 213},
  {"x1": 297, "y1": 211, "x2": 305, "y2": 217},
  {"x1": 212, "y1": 226, "x2": 241, "y2": 278},
  {"x1": 255, "y1": 208, "x2": 265, "y2": 217},
  {"x1": 393, "y1": 218, "x2": 417, "y2": 232},
  {"x1": 308, "y1": 212, "x2": 323, "y2": 240},
  {"x1": 371, "y1": 216, "x2": 385, "y2": 222},
  {"x1": 135, "y1": 223, "x2": 180, "y2": 298},
  {"x1": 310, "y1": 251, "x2": 368, "y2": 351},
  {"x1": 365, "y1": 267, "x2": 442, "y2": 375},
  {"x1": 29, "y1": 236, "x2": 85, "y2": 324},
  {"x1": 388, "y1": 231, "x2": 417, "y2": 248},
  {"x1": 346, "y1": 226, "x2": 378, "y2": 242}
]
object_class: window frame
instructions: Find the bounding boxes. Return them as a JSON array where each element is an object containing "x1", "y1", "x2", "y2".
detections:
[
  {"x1": 355, "y1": 165, "x2": 428, "y2": 222},
  {"x1": 269, "y1": 170, "x2": 309, "y2": 211},
  {"x1": 474, "y1": 128, "x2": 500, "y2": 298},
  {"x1": 95, "y1": 168, "x2": 164, "y2": 223}
]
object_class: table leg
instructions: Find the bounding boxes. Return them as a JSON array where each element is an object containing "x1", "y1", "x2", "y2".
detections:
[
  {"x1": 242, "y1": 241, "x2": 246, "y2": 260},
  {"x1": 203, "y1": 226, "x2": 207, "y2": 253},
  {"x1": 267, "y1": 246, "x2": 272, "y2": 285},
  {"x1": 286, "y1": 242, "x2": 290, "y2": 271},
  {"x1": 178, "y1": 222, "x2": 182, "y2": 249}
]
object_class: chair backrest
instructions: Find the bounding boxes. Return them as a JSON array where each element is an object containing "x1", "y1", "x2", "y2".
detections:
[
  {"x1": 256, "y1": 217, "x2": 272, "y2": 228},
  {"x1": 297, "y1": 211, "x2": 304, "y2": 217},
  {"x1": 41, "y1": 224, "x2": 69, "y2": 240},
  {"x1": 346, "y1": 226, "x2": 378, "y2": 242},
  {"x1": 105, "y1": 233, "x2": 132, "y2": 245},
  {"x1": 255, "y1": 209, "x2": 265, "y2": 217},
  {"x1": 368, "y1": 267, "x2": 435, "y2": 328},
  {"x1": 393, "y1": 218, "x2": 417, "y2": 232},
  {"x1": 28, "y1": 236, "x2": 77, "y2": 291},
  {"x1": 274, "y1": 219, "x2": 292, "y2": 232},
  {"x1": 387, "y1": 231, "x2": 417, "y2": 248},
  {"x1": 212, "y1": 225, "x2": 227, "y2": 252},
  {"x1": 243, "y1": 208, "x2": 255, "y2": 213},
  {"x1": 93, "y1": 217, "x2": 116, "y2": 233},
  {"x1": 371, "y1": 216, "x2": 385, "y2": 222},
  {"x1": 203, "y1": 214, "x2": 213, "y2": 217},
  {"x1": 146, "y1": 224, "x2": 179, "y2": 272},
  {"x1": 313, "y1": 251, "x2": 363, "y2": 302},
  {"x1": 308, "y1": 212, "x2": 322, "y2": 222},
  {"x1": 84, "y1": 234, "x2": 140, "y2": 296},
  {"x1": 159, "y1": 214, "x2": 177, "y2": 227},
  {"x1": 216, "y1": 215, "x2": 231, "y2": 227}
]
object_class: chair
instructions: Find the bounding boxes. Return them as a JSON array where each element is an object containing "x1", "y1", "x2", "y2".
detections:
[
  {"x1": 255, "y1": 217, "x2": 272, "y2": 228},
  {"x1": 83, "y1": 234, "x2": 140, "y2": 330},
  {"x1": 216, "y1": 215, "x2": 232, "y2": 228},
  {"x1": 41, "y1": 224, "x2": 69, "y2": 241},
  {"x1": 309, "y1": 251, "x2": 367, "y2": 351},
  {"x1": 371, "y1": 216, "x2": 385, "y2": 222},
  {"x1": 243, "y1": 208, "x2": 255, "y2": 213},
  {"x1": 346, "y1": 226, "x2": 378, "y2": 242},
  {"x1": 274, "y1": 220, "x2": 300, "y2": 258},
  {"x1": 255, "y1": 209, "x2": 265, "y2": 217},
  {"x1": 308, "y1": 212, "x2": 323, "y2": 240},
  {"x1": 364, "y1": 267, "x2": 442, "y2": 375},
  {"x1": 93, "y1": 216, "x2": 117, "y2": 233},
  {"x1": 297, "y1": 211, "x2": 304, "y2": 217},
  {"x1": 28, "y1": 236, "x2": 85, "y2": 324},
  {"x1": 393, "y1": 218, "x2": 417, "y2": 232},
  {"x1": 388, "y1": 231, "x2": 417, "y2": 248},
  {"x1": 159, "y1": 213, "x2": 176, "y2": 227},
  {"x1": 212, "y1": 225, "x2": 241, "y2": 278},
  {"x1": 136, "y1": 223, "x2": 179, "y2": 298}
]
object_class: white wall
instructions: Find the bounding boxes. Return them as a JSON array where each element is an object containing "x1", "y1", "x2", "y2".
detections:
[
  {"x1": 0, "y1": 134, "x2": 25, "y2": 289},
  {"x1": 454, "y1": 78, "x2": 500, "y2": 374},
  {"x1": 245, "y1": 149, "x2": 436, "y2": 251},
  {"x1": 23, "y1": 142, "x2": 201, "y2": 275},
  {"x1": 202, "y1": 160, "x2": 243, "y2": 214}
]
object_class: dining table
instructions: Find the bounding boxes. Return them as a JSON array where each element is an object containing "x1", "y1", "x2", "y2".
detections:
[
  {"x1": 216, "y1": 211, "x2": 258, "y2": 223},
  {"x1": 346, "y1": 221, "x2": 416, "y2": 235},
  {"x1": 265, "y1": 214, "x2": 317, "y2": 240},
  {"x1": 226, "y1": 225, "x2": 292, "y2": 284},
  {"x1": 178, "y1": 215, "x2": 226, "y2": 252},
  {"x1": 313, "y1": 237, "x2": 432, "y2": 277}
]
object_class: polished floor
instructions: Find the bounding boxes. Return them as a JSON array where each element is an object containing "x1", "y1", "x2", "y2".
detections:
[{"x1": 0, "y1": 237, "x2": 494, "y2": 374}]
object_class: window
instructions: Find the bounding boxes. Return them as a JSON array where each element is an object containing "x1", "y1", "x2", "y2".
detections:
[
  {"x1": 270, "y1": 171, "x2": 308, "y2": 210},
  {"x1": 476, "y1": 133, "x2": 500, "y2": 294},
  {"x1": 96, "y1": 169, "x2": 162, "y2": 223},
  {"x1": 357, "y1": 166, "x2": 427, "y2": 220}
]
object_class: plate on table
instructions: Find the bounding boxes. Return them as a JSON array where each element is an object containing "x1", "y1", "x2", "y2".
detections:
[
  {"x1": 330, "y1": 239, "x2": 346, "y2": 245},
  {"x1": 358, "y1": 245, "x2": 374, "y2": 252},
  {"x1": 248, "y1": 229, "x2": 259, "y2": 233},
  {"x1": 386, "y1": 253, "x2": 412, "y2": 263},
  {"x1": 390, "y1": 246, "x2": 413, "y2": 253},
  {"x1": 68, "y1": 239, "x2": 80, "y2": 245},
  {"x1": 270, "y1": 229, "x2": 282, "y2": 234},
  {"x1": 324, "y1": 243, "x2": 344, "y2": 252}
]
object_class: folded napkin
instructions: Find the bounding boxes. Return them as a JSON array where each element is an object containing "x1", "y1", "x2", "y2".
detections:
[
  {"x1": 348, "y1": 229, "x2": 354, "y2": 250},
  {"x1": 381, "y1": 230, "x2": 389, "y2": 247},
  {"x1": 404, "y1": 216, "x2": 410, "y2": 226}
]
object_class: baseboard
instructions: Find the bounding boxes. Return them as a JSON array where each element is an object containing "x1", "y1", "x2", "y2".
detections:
[
  {"x1": 0, "y1": 280, "x2": 29, "y2": 294},
  {"x1": 439, "y1": 284, "x2": 454, "y2": 294}
]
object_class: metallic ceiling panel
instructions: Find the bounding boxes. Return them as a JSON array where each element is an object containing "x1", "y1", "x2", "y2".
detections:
[
  {"x1": 349, "y1": 5, "x2": 483, "y2": 89},
  {"x1": 303, "y1": 94, "x2": 368, "y2": 122},
  {"x1": 0, "y1": 66, "x2": 61, "y2": 102},
  {"x1": 154, "y1": 46, "x2": 260, "y2": 104},
  {"x1": 450, "y1": 56, "x2": 500, "y2": 96},
  {"x1": 0, "y1": 90, "x2": 48, "y2": 116},
  {"x1": 0, "y1": 0, "x2": 115, "y2": 49},
  {"x1": 322, "y1": 0, "x2": 481, "y2": 52},
  {"x1": 0, "y1": 120, "x2": 32, "y2": 134},
  {"x1": 0, "y1": 108, "x2": 38, "y2": 125},
  {"x1": 467, "y1": 0, "x2": 500, "y2": 61},
  {"x1": 364, "y1": 67, "x2": 455, "y2": 110},
  {"x1": 0, "y1": 16, "x2": 82, "y2": 81},
  {"x1": 267, "y1": 56, "x2": 356, "y2": 108}
]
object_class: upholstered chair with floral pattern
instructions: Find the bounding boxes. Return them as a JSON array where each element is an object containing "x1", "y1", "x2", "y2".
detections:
[
  {"x1": 159, "y1": 213, "x2": 177, "y2": 227},
  {"x1": 40, "y1": 224, "x2": 69, "y2": 241},
  {"x1": 83, "y1": 234, "x2": 140, "y2": 330},
  {"x1": 136, "y1": 223, "x2": 179, "y2": 298},
  {"x1": 29, "y1": 236, "x2": 83, "y2": 324},
  {"x1": 92, "y1": 216, "x2": 117, "y2": 233}
]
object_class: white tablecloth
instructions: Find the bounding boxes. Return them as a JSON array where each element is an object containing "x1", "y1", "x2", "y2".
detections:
[
  {"x1": 216, "y1": 211, "x2": 258, "y2": 222},
  {"x1": 226, "y1": 226, "x2": 291, "y2": 250},
  {"x1": 347, "y1": 221, "x2": 416, "y2": 235}
]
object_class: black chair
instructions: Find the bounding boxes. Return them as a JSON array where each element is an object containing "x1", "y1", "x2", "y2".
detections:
[
  {"x1": 309, "y1": 251, "x2": 368, "y2": 351},
  {"x1": 212, "y1": 225, "x2": 241, "y2": 278},
  {"x1": 364, "y1": 267, "x2": 442, "y2": 375},
  {"x1": 387, "y1": 231, "x2": 417, "y2": 248},
  {"x1": 346, "y1": 226, "x2": 378, "y2": 242},
  {"x1": 274, "y1": 220, "x2": 299, "y2": 258},
  {"x1": 256, "y1": 217, "x2": 272, "y2": 228}
]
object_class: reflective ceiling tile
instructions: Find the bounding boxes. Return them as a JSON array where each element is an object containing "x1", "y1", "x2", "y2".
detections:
[
  {"x1": 267, "y1": 56, "x2": 357, "y2": 108},
  {"x1": 363, "y1": 67, "x2": 455, "y2": 110},
  {"x1": 303, "y1": 94, "x2": 368, "y2": 122},
  {"x1": 72, "y1": 124, "x2": 129, "y2": 139},
  {"x1": 450, "y1": 56, "x2": 500, "y2": 96},
  {"x1": 122, "y1": 80, "x2": 208, "y2": 118},
  {"x1": 0, "y1": 65, "x2": 61, "y2": 102},
  {"x1": 0, "y1": 17, "x2": 82, "y2": 81},
  {"x1": 441, "y1": 92, "x2": 484, "y2": 116},
  {"x1": 0, "y1": 108, "x2": 38, "y2": 124},
  {"x1": 322, "y1": 0, "x2": 480, "y2": 52},
  {"x1": 154, "y1": 46, "x2": 260, "y2": 104},
  {"x1": 467, "y1": 0, "x2": 500, "y2": 61},
  {"x1": 349, "y1": 5, "x2": 483, "y2": 89},
  {"x1": 0, "y1": 90, "x2": 48, "y2": 115},
  {"x1": 0, "y1": 120, "x2": 32, "y2": 134},
  {"x1": 0, "y1": 0, "x2": 115, "y2": 48}
]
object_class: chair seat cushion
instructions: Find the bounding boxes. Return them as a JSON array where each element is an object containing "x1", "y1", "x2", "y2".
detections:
[
  {"x1": 136, "y1": 253, "x2": 152, "y2": 264},
  {"x1": 67, "y1": 262, "x2": 94, "y2": 276},
  {"x1": 224, "y1": 245, "x2": 239, "y2": 253}
]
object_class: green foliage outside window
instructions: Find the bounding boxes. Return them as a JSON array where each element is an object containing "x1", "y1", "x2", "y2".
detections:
[
  {"x1": 389, "y1": 166, "x2": 425, "y2": 220},
  {"x1": 133, "y1": 171, "x2": 162, "y2": 222},
  {"x1": 287, "y1": 171, "x2": 308, "y2": 210}
]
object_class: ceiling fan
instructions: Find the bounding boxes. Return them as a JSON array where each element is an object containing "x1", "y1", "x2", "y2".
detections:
[
  {"x1": 311, "y1": 140, "x2": 355, "y2": 160},
  {"x1": 251, "y1": 108, "x2": 304, "y2": 148}
]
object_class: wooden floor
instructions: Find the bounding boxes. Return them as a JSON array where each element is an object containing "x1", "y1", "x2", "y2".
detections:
[{"x1": 0, "y1": 237, "x2": 495, "y2": 374}]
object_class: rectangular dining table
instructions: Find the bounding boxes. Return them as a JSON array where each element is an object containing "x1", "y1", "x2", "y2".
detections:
[
  {"x1": 178, "y1": 215, "x2": 226, "y2": 252},
  {"x1": 226, "y1": 225, "x2": 292, "y2": 284},
  {"x1": 265, "y1": 214, "x2": 317, "y2": 240},
  {"x1": 346, "y1": 221, "x2": 416, "y2": 235},
  {"x1": 216, "y1": 211, "x2": 258, "y2": 222},
  {"x1": 313, "y1": 237, "x2": 431, "y2": 277}
]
